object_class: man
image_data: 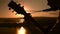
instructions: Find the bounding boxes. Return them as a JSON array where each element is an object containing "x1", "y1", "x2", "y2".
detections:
[{"x1": 43, "y1": 0, "x2": 60, "y2": 11}]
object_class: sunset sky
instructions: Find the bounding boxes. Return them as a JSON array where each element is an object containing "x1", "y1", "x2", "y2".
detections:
[{"x1": 0, "y1": 0, "x2": 59, "y2": 18}]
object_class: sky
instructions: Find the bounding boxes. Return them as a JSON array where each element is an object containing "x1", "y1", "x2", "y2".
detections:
[{"x1": 0, "y1": 0, "x2": 59, "y2": 18}]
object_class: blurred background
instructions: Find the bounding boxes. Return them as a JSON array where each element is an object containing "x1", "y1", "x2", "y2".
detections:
[{"x1": 0, "y1": 0, "x2": 59, "y2": 34}]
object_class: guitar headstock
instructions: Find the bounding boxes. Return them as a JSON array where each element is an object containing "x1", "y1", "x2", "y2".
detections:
[{"x1": 8, "y1": 0, "x2": 27, "y2": 15}]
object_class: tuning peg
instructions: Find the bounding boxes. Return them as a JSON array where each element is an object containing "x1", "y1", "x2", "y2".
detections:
[
  {"x1": 21, "y1": 6, "x2": 24, "y2": 7},
  {"x1": 12, "y1": 11, "x2": 14, "y2": 12},
  {"x1": 15, "y1": 13, "x2": 17, "y2": 15},
  {"x1": 18, "y1": 4, "x2": 21, "y2": 6},
  {"x1": 9, "y1": 8, "x2": 11, "y2": 10}
]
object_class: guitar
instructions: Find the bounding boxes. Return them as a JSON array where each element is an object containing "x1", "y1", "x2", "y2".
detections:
[
  {"x1": 8, "y1": 0, "x2": 44, "y2": 34},
  {"x1": 8, "y1": 0, "x2": 57, "y2": 34}
]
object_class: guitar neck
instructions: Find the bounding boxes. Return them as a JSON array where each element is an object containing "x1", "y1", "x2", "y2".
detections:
[{"x1": 24, "y1": 13, "x2": 41, "y2": 27}]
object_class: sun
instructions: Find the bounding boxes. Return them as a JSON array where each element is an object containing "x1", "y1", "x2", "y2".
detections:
[{"x1": 17, "y1": 14, "x2": 24, "y2": 17}]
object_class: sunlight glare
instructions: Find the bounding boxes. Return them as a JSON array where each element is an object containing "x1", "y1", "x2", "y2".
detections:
[
  {"x1": 17, "y1": 14, "x2": 24, "y2": 17},
  {"x1": 17, "y1": 26, "x2": 26, "y2": 34},
  {"x1": 17, "y1": 19, "x2": 24, "y2": 23},
  {"x1": 24, "y1": 6, "x2": 30, "y2": 13}
]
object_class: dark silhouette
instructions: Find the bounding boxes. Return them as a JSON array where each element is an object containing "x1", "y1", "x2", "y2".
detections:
[
  {"x1": 8, "y1": 0, "x2": 26, "y2": 15},
  {"x1": 43, "y1": 0, "x2": 60, "y2": 11},
  {"x1": 8, "y1": 0, "x2": 58, "y2": 34}
]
